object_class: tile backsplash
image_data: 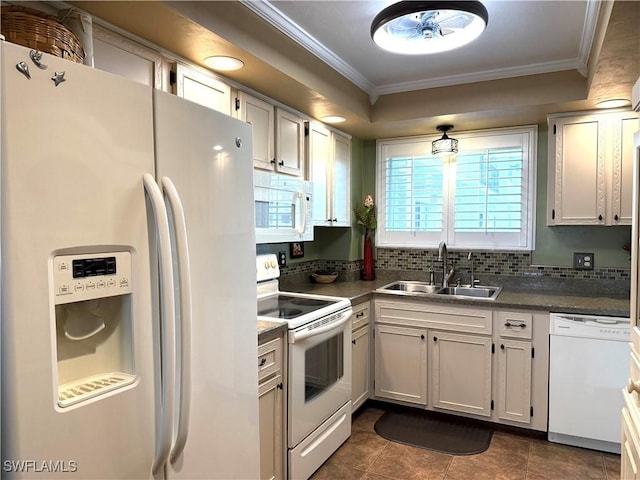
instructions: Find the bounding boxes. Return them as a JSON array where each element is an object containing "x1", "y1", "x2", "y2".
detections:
[{"x1": 279, "y1": 248, "x2": 631, "y2": 297}]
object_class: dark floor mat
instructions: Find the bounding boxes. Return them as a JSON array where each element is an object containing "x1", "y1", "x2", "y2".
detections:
[{"x1": 374, "y1": 408, "x2": 493, "y2": 455}]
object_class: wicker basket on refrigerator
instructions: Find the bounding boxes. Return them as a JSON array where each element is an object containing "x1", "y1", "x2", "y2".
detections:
[{"x1": 1, "y1": 5, "x2": 85, "y2": 64}]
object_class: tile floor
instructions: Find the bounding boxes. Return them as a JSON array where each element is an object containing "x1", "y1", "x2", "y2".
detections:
[{"x1": 311, "y1": 405, "x2": 621, "y2": 480}]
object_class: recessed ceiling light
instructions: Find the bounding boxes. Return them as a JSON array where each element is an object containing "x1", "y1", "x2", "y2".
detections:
[
  {"x1": 321, "y1": 115, "x2": 346, "y2": 124},
  {"x1": 595, "y1": 98, "x2": 631, "y2": 109},
  {"x1": 371, "y1": 1, "x2": 489, "y2": 55},
  {"x1": 203, "y1": 56, "x2": 244, "y2": 71}
]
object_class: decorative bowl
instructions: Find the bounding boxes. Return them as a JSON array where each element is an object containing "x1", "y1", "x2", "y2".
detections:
[{"x1": 311, "y1": 271, "x2": 338, "y2": 284}]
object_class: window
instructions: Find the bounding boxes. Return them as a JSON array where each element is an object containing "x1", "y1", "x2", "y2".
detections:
[{"x1": 376, "y1": 126, "x2": 536, "y2": 250}]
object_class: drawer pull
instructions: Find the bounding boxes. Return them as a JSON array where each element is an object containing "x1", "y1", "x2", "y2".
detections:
[
  {"x1": 356, "y1": 312, "x2": 365, "y2": 318},
  {"x1": 259, "y1": 357, "x2": 267, "y2": 367},
  {"x1": 277, "y1": 383, "x2": 283, "y2": 390},
  {"x1": 627, "y1": 378, "x2": 640, "y2": 394},
  {"x1": 505, "y1": 321, "x2": 527, "y2": 328}
]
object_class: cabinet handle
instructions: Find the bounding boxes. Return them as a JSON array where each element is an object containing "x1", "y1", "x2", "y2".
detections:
[
  {"x1": 615, "y1": 214, "x2": 620, "y2": 221},
  {"x1": 270, "y1": 158, "x2": 276, "y2": 165},
  {"x1": 278, "y1": 160, "x2": 285, "y2": 166},
  {"x1": 433, "y1": 336, "x2": 437, "y2": 342},
  {"x1": 598, "y1": 214, "x2": 603, "y2": 221},
  {"x1": 327, "y1": 218, "x2": 332, "y2": 222},
  {"x1": 505, "y1": 322, "x2": 526, "y2": 328},
  {"x1": 277, "y1": 382, "x2": 283, "y2": 390},
  {"x1": 258, "y1": 357, "x2": 267, "y2": 367},
  {"x1": 421, "y1": 334, "x2": 425, "y2": 340},
  {"x1": 500, "y1": 344, "x2": 505, "y2": 350},
  {"x1": 332, "y1": 218, "x2": 338, "y2": 222},
  {"x1": 352, "y1": 339, "x2": 356, "y2": 345},
  {"x1": 627, "y1": 378, "x2": 640, "y2": 394},
  {"x1": 356, "y1": 312, "x2": 365, "y2": 318}
]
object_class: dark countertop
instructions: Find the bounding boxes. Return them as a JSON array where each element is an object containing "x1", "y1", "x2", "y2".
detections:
[
  {"x1": 258, "y1": 319, "x2": 288, "y2": 344},
  {"x1": 281, "y1": 278, "x2": 630, "y2": 318}
]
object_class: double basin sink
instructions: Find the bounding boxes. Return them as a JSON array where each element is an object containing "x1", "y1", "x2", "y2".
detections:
[{"x1": 377, "y1": 280, "x2": 502, "y2": 301}]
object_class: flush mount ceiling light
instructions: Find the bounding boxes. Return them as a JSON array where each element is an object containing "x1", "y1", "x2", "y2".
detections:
[
  {"x1": 203, "y1": 55, "x2": 244, "y2": 71},
  {"x1": 371, "y1": 1, "x2": 489, "y2": 55},
  {"x1": 321, "y1": 115, "x2": 346, "y2": 124},
  {"x1": 596, "y1": 98, "x2": 631, "y2": 109},
  {"x1": 432, "y1": 125, "x2": 458, "y2": 156}
]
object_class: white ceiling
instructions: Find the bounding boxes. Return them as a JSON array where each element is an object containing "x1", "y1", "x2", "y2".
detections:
[{"x1": 243, "y1": 0, "x2": 598, "y2": 102}]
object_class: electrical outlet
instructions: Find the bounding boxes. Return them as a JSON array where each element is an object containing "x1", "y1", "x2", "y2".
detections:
[
  {"x1": 277, "y1": 251, "x2": 287, "y2": 267},
  {"x1": 573, "y1": 252, "x2": 594, "y2": 270}
]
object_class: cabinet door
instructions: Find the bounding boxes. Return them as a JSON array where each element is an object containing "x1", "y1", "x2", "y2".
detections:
[
  {"x1": 496, "y1": 339, "x2": 532, "y2": 424},
  {"x1": 352, "y1": 325, "x2": 370, "y2": 412},
  {"x1": 550, "y1": 115, "x2": 606, "y2": 224},
  {"x1": 238, "y1": 92, "x2": 276, "y2": 171},
  {"x1": 374, "y1": 324, "x2": 427, "y2": 405},
  {"x1": 331, "y1": 133, "x2": 351, "y2": 227},
  {"x1": 611, "y1": 113, "x2": 639, "y2": 225},
  {"x1": 259, "y1": 375, "x2": 284, "y2": 480},
  {"x1": 174, "y1": 64, "x2": 231, "y2": 115},
  {"x1": 431, "y1": 331, "x2": 492, "y2": 416},
  {"x1": 308, "y1": 122, "x2": 332, "y2": 225},
  {"x1": 275, "y1": 108, "x2": 304, "y2": 177}
]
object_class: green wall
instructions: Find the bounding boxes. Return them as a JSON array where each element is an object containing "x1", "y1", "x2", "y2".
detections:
[{"x1": 259, "y1": 124, "x2": 632, "y2": 269}]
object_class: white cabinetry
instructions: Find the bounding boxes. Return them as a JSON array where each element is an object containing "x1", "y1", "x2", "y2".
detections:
[
  {"x1": 431, "y1": 331, "x2": 492, "y2": 417},
  {"x1": 236, "y1": 92, "x2": 305, "y2": 177},
  {"x1": 496, "y1": 311, "x2": 533, "y2": 424},
  {"x1": 173, "y1": 63, "x2": 231, "y2": 115},
  {"x1": 258, "y1": 337, "x2": 284, "y2": 480},
  {"x1": 373, "y1": 298, "x2": 549, "y2": 431},
  {"x1": 374, "y1": 324, "x2": 427, "y2": 405},
  {"x1": 307, "y1": 122, "x2": 351, "y2": 226},
  {"x1": 351, "y1": 301, "x2": 371, "y2": 412},
  {"x1": 547, "y1": 110, "x2": 639, "y2": 225}
]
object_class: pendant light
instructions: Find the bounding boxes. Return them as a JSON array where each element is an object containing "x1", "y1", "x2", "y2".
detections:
[
  {"x1": 371, "y1": 1, "x2": 489, "y2": 55},
  {"x1": 432, "y1": 125, "x2": 458, "y2": 156}
]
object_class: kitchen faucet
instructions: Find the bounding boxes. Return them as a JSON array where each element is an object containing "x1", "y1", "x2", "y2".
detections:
[
  {"x1": 468, "y1": 252, "x2": 478, "y2": 287},
  {"x1": 438, "y1": 241, "x2": 455, "y2": 287}
]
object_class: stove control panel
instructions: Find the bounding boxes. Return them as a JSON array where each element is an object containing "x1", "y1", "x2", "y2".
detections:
[{"x1": 257, "y1": 254, "x2": 280, "y2": 283}]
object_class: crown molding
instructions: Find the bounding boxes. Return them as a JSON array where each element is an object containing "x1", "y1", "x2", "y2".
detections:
[{"x1": 241, "y1": 0, "x2": 596, "y2": 101}]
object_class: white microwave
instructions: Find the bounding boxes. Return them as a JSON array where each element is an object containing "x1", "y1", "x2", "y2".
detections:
[{"x1": 254, "y1": 171, "x2": 313, "y2": 244}]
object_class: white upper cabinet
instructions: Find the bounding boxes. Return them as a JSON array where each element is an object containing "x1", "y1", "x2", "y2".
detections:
[
  {"x1": 92, "y1": 25, "x2": 163, "y2": 89},
  {"x1": 237, "y1": 92, "x2": 304, "y2": 177},
  {"x1": 307, "y1": 122, "x2": 351, "y2": 226},
  {"x1": 547, "y1": 110, "x2": 639, "y2": 225},
  {"x1": 173, "y1": 64, "x2": 231, "y2": 115}
]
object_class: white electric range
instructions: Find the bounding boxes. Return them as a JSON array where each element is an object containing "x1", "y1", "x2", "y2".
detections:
[{"x1": 256, "y1": 254, "x2": 352, "y2": 480}]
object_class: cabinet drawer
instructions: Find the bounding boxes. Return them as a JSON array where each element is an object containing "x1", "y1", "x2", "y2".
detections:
[
  {"x1": 352, "y1": 301, "x2": 370, "y2": 331},
  {"x1": 497, "y1": 311, "x2": 532, "y2": 339},
  {"x1": 258, "y1": 337, "x2": 282, "y2": 383}
]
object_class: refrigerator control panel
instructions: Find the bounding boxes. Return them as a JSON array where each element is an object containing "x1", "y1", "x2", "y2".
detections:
[{"x1": 53, "y1": 252, "x2": 132, "y2": 305}]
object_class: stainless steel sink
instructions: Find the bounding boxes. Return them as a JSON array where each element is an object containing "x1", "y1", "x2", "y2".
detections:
[
  {"x1": 377, "y1": 281, "x2": 502, "y2": 301},
  {"x1": 436, "y1": 285, "x2": 502, "y2": 300},
  {"x1": 378, "y1": 281, "x2": 441, "y2": 295}
]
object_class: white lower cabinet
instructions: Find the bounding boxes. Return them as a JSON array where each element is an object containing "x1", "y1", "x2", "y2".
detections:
[
  {"x1": 373, "y1": 298, "x2": 549, "y2": 431},
  {"x1": 374, "y1": 324, "x2": 427, "y2": 405},
  {"x1": 351, "y1": 301, "x2": 371, "y2": 412},
  {"x1": 258, "y1": 336, "x2": 285, "y2": 480},
  {"x1": 622, "y1": 401, "x2": 640, "y2": 480},
  {"x1": 496, "y1": 339, "x2": 532, "y2": 424},
  {"x1": 431, "y1": 331, "x2": 492, "y2": 417}
]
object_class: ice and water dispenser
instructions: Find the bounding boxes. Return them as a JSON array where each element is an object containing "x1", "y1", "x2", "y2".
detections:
[{"x1": 53, "y1": 251, "x2": 135, "y2": 408}]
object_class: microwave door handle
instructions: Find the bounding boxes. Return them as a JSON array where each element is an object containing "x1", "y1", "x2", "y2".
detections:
[
  {"x1": 294, "y1": 191, "x2": 307, "y2": 234},
  {"x1": 161, "y1": 177, "x2": 193, "y2": 464},
  {"x1": 143, "y1": 174, "x2": 176, "y2": 475}
]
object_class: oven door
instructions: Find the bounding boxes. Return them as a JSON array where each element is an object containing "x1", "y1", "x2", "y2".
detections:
[{"x1": 288, "y1": 307, "x2": 352, "y2": 447}]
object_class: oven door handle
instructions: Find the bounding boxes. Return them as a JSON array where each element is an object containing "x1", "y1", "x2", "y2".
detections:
[{"x1": 290, "y1": 310, "x2": 352, "y2": 343}]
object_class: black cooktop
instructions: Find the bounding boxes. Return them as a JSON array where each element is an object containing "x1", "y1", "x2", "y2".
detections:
[{"x1": 258, "y1": 294, "x2": 336, "y2": 320}]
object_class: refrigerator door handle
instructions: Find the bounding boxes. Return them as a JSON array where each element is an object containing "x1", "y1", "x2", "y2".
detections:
[
  {"x1": 161, "y1": 176, "x2": 193, "y2": 463},
  {"x1": 143, "y1": 174, "x2": 177, "y2": 475}
]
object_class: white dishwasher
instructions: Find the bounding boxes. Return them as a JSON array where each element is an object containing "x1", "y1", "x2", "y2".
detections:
[{"x1": 548, "y1": 312, "x2": 630, "y2": 454}]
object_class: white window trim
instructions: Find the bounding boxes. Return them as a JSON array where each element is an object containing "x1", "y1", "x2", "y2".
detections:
[{"x1": 376, "y1": 126, "x2": 537, "y2": 251}]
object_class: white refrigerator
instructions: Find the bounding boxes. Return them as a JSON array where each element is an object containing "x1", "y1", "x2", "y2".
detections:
[{"x1": 1, "y1": 41, "x2": 260, "y2": 479}]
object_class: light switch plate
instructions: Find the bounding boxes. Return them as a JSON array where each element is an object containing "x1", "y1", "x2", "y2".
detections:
[
  {"x1": 573, "y1": 252, "x2": 594, "y2": 270},
  {"x1": 277, "y1": 251, "x2": 287, "y2": 267}
]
